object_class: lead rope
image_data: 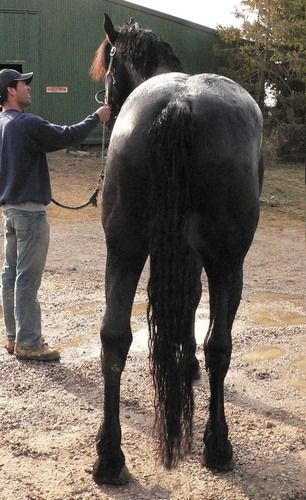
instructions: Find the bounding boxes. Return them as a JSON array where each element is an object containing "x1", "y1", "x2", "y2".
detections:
[{"x1": 51, "y1": 46, "x2": 116, "y2": 210}]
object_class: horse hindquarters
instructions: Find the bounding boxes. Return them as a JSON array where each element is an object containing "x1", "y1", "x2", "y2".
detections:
[{"x1": 147, "y1": 100, "x2": 201, "y2": 467}]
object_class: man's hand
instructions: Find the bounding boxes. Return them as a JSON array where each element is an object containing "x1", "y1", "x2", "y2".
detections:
[{"x1": 96, "y1": 105, "x2": 111, "y2": 123}]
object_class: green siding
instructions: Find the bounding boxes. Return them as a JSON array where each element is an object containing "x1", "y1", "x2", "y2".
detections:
[
  {"x1": 0, "y1": 0, "x2": 221, "y2": 143},
  {"x1": 0, "y1": 8, "x2": 41, "y2": 112}
]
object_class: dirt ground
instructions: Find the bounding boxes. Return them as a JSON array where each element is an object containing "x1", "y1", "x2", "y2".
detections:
[{"x1": 0, "y1": 151, "x2": 305, "y2": 500}]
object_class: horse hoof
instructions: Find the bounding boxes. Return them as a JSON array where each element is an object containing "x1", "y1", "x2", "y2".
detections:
[
  {"x1": 203, "y1": 451, "x2": 234, "y2": 472},
  {"x1": 92, "y1": 461, "x2": 131, "y2": 485},
  {"x1": 203, "y1": 440, "x2": 234, "y2": 472}
]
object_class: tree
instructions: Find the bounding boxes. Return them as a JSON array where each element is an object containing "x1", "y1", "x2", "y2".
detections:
[{"x1": 215, "y1": 0, "x2": 306, "y2": 160}]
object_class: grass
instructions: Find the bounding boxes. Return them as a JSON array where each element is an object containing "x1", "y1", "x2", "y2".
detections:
[{"x1": 261, "y1": 162, "x2": 305, "y2": 220}]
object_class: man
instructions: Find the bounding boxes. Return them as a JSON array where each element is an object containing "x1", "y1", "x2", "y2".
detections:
[{"x1": 0, "y1": 68, "x2": 111, "y2": 361}]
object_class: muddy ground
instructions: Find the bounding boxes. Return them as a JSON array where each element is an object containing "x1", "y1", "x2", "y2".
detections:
[{"x1": 0, "y1": 151, "x2": 305, "y2": 500}]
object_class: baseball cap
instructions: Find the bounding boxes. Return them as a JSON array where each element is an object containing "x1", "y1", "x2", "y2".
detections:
[{"x1": 0, "y1": 69, "x2": 33, "y2": 95}]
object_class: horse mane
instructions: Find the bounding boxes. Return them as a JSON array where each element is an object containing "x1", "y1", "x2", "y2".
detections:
[
  {"x1": 90, "y1": 38, "x2": 108, "y2": 81},
  {"x1": 90, "y1": 22, "x2": 183, "y2": 81}
]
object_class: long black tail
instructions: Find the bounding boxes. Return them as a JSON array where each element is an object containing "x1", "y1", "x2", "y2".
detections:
[{"x1": 147, "y1": 100, "x2": 198, "y2": 467}]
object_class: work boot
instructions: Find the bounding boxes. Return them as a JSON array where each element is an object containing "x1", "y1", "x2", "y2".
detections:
[
  {"x1": 5, "y1": 339, "x2": 15, "y2": 355},
  {"x1": 15, "y1": 343, "x2": 60, "y2": 361}
]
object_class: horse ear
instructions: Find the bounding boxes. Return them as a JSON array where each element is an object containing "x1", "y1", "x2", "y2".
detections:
[{"x1": 104, "y1": 13, "x2": 119, "y2": 45}]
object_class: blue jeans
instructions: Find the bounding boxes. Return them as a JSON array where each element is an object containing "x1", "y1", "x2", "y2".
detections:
[{"x1": 2, "y1": 209, "x2": 49, "y2": 348}]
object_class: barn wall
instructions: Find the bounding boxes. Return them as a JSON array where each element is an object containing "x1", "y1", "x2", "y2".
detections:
[{"x1": 0, "y1": 0, "x2": 221, "y2": 143}]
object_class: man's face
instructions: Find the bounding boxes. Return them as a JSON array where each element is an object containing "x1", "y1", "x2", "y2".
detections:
[{"x1": 11, "y1": 80, "x2": 32, "y2": 108}]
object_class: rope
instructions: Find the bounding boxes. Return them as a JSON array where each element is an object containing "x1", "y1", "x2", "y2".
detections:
[
  {"x1": 51, "y1": 186, "x2": 101, "y2": 210},
  {"x1": 51, "y1": 50, "x2": 114, "y2": 211}
]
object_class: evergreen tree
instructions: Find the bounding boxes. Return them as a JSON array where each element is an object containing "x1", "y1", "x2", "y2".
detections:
[{"x1": 216, "y1": 0, "x2": 305, "y2": 160}]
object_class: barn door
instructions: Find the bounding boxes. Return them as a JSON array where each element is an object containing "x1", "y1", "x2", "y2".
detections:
[{"x1": 0, "y1": 9, "x2": 40, "y2": 114}]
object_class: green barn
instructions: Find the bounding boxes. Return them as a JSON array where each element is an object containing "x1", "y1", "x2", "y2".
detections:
[{"x1": 0, "y1": 0, "x2": 221, "y2": 143}]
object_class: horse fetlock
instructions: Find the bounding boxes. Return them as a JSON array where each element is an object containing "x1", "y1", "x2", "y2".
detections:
[
  {"x1": 203, "y1": 442, "x2": 234, "y2": 472},
  {"x1": 203, "y1": 424, "x2": 233, "y2": 471},
  {"x1": 94, "y1": 437, "x2": 128, "y2": 485}
]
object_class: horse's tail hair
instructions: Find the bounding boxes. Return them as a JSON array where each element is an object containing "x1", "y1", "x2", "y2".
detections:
[{"x1": 147, "y1": 100, "x2": 197, "y2": 467}]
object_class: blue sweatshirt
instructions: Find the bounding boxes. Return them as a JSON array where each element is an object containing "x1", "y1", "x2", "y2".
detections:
[{"x1": 0, "y1": 109, "x2": 100, "y2": 205}]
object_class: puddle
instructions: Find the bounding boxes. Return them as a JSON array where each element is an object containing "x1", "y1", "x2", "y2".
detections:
[
  {"x1": 251, "y1": 292, "x2": 305, "y2": 305},
  {"x1": 65, "y1": 302, "x2": 103, "y2": 317},
  {"x1": 249, "y1": 309, "x2": 306, "y2": 327},
  {"x1": 131, "y1": 317, "x2": 210, "y2": 353},
  {"x1": 242, "y1": 345, "x2": 286, "y2": 362},
  {"x1": 132, "y1": 327, "x2": 149, "y2": 352},
  {"x1": 248, "y1": 292, "x2": 306, "y2": 327},
  {"x1": 55, "y1": 334, "x2": 100, "y2": 361},
  {"x1": 55, "y1": 335, "x2": 89, "y2": 350},
  {"x1": 286, "y1": 377, "x2": 306, "y2": 393},
  {"x1": 293, "y1": 356, "x2": 306, "y2": 375},
  {"x1": 132, "y1": 301, "x2": 148, "y2": 317}
]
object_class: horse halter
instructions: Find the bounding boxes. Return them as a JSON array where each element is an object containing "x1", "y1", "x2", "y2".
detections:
[
  {"x1": 104, "y1": 46, "x2": 117, "y2": 106},
  {"x1": 95, "y1": 45, "x2": 117, "y2": 106}
]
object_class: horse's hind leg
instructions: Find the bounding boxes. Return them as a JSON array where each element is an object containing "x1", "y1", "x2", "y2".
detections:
[
  {"x1": 93, "y1": 245, "x2": 147, "y2": 485},
  {"x1": 203, "y1": 262, "x2": 243, "y2": 471}
]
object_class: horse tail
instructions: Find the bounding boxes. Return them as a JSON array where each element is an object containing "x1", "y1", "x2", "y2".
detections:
[{"x1": 147, "y1": 100, "x2": 197, "y2": 467}]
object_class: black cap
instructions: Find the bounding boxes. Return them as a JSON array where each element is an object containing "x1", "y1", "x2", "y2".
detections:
[{"x1": 0, "y1": 69, "x2": 33, "y2": 95}]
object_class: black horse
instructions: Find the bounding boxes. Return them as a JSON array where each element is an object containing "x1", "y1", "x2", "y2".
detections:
[{"x1": 90, "y1": 14, "x2": 264, "y2": 485}]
